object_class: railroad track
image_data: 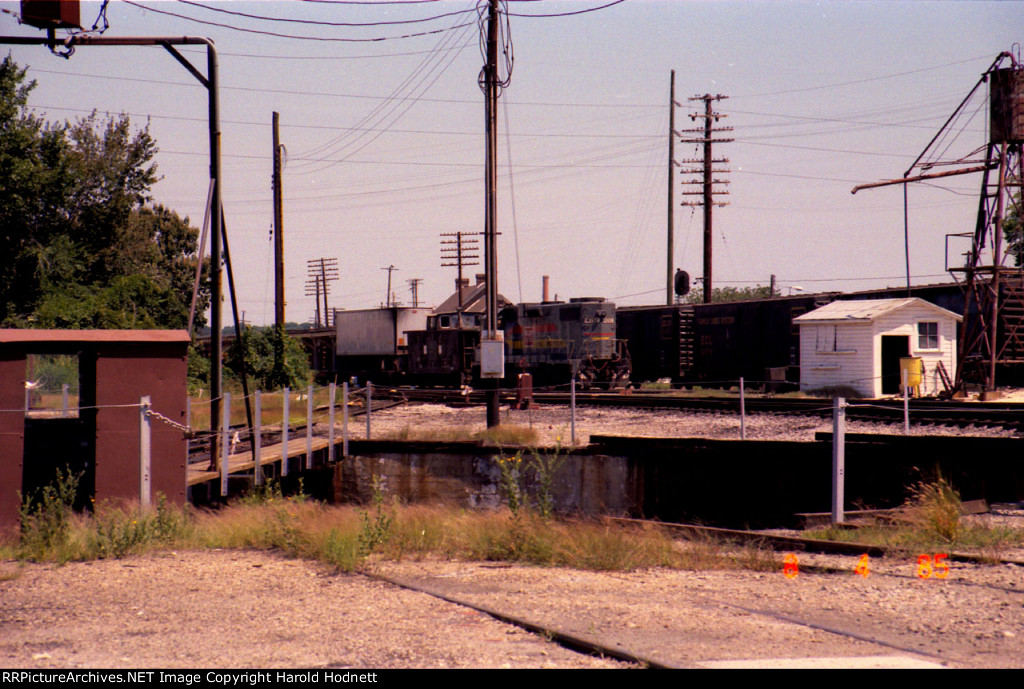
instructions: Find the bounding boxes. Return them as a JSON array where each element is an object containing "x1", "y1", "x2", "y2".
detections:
[
  {"x1": 382, "y1": 387, "x2": 1024, "y2": 430},
  {"x1": 609, "y1": 517, "x2": 1024, "y2": 568}
]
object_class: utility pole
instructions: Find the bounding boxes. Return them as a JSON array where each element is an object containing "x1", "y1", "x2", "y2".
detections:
[
  {"x1": 272, "y1": 112, "x2": 285, "y2": 328},
  {"x1": 680, "y1": 94, "x2": 733, "y2": 303},
  {"x1": 482, "y1": 0, "x2": 504, "y2": 428},
  {"x1": 407, "y1": 278, "x2": 422, "y2": 308},
  {"x1": 667, "y1": 70, "x2": 679, "y2": 305},
  {"x1": 441, "y1": 231, "x2": 480, "y2": 313},
  {"x1": 381, "y1": 265, "x2": 398, "y2": 307},
  {"x1": 306, "y1": 258, "x2": 338, "y2": 327}
]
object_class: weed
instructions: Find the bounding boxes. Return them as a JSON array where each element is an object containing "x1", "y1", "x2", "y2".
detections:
[
  {"x1": 497, "y1": 451, "x2": 525, "y2": 514},
  {"x1": 17, "y1": 467, "x2": 82, "y2": 562},
  {"x1": 528, "y1": 441, "x2": 565, "y2": 521},
  {"x1": 89, "y1": 496, "x2": 191, "y2": 559},
  {"x1": 357, "y1": 477, "x2": 393, "y2": 557},
  {"x1": 902, "y1": 477, "x2": 962, "y2": 543}
]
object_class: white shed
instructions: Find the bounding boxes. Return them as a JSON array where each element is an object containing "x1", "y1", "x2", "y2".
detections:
[{"x1": 793, "y1": 298, "x2": 960, "y2": 398}]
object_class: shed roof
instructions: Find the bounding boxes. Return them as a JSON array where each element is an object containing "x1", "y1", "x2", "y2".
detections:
[
  {"x1": 0, "y1": 329, "x2": 190, "y2": 344},
  {"x1": 792, "y1": 298, "x2": 961, "y2": 324}
]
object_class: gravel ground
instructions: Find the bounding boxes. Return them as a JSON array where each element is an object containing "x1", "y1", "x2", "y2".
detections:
[
  {"x1": 354, "y1": 401, "x2": 1019, "y2": 446},
  {"x1": 2, "y1": 546, "x2": 1022, "y2": 669}
]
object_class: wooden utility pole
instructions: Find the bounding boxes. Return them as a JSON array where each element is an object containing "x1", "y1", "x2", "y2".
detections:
[
  {"x1": 680, "y1": 94, "x2": 732, "y2": 303},
  {"x1": 381, "y1": 265, "x2": 398, "y2": 307},
  {"x1": 666, "y1": 70, "x2": 678, "y2": 305},
  {"x1": 441, "y1": 231, "x2": 480, "y2": 313},
  {"x1": 483, "y1": 0, "x2": 501, "y2": 428},
  {"x1": 272, "y1": 112, "x2": 285, "y2": 327}
]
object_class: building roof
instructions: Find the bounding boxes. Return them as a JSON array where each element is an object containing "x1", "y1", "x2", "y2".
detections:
[
  {"x1": 433, "y1": 282, "x2": 510, "y2": 316},
  {"x1": 0, "y1": 329, "x2": 190, "y2": 343},
  {"x1": 793, "y1": 298, "x2": 962, "y2": 324}
]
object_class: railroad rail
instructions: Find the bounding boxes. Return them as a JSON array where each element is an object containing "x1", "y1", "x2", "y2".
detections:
[
  {"x1": 609, "y1": 517, "x2": 1024, "y2": 568},
  {"x1": 378, "y1": 387, "x2": 1024, "y2": 430}
]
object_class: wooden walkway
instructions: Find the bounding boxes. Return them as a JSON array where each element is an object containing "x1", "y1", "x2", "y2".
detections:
[{"x1": 187, "y1": 435, "x2": 334, "y2": 487}]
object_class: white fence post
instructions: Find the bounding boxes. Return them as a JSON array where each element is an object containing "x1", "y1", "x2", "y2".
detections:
[
  {"x1": 832, "y1": 396, "x2": 846, "y2": 524},
  {"x1": 306, "y1": 385, "x2": 313, "y2": 470},
  {"x1": 281, "y1": 387, "x2": 289, "y2": 477},
  {"x1": 139, "y1": 396, "x2": 151, "y2": 510},
  {"x1": 185, "y1": 397, "x2": 191, "y2": 461},
  {"x1": 62, "y1": 383, "x2": 70, "y2": 417},
  {"x1": 329, "y1": 382, "x2": 336, "y2": 463},
  {"x1": 739, "y1": 377, "x2": 746, "y2": 440},
  {"x1": 342, "y1": 381, "x2": 349, "y2": 458},
  {"x1": 254, "y1": 390, "x2": 263, "y2": 486},
  {"x1": 220, "y1": 392, "x2": 231, "y2": 497}
]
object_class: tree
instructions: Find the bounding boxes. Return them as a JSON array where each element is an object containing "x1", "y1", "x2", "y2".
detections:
[
  {"x1": 682, "y1": 284, "x2": 777, "y2": 304},
  {"x1": 0, "y1": 56, "x2": 208, "y2": 329},
  {"x1": 225, "y1": 326, "x2": 312, "y2": 391}
]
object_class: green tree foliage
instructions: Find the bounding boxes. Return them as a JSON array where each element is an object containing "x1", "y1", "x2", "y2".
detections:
[
  {"x1": 225, "y1": 326, "x2": 312, "y2": 391},
  {"x1": 682, "y1": 284, "x2": 777, "y2": 304},
  {"x1": 0, "y1": 56, "x2": 208, "y2": 328}
]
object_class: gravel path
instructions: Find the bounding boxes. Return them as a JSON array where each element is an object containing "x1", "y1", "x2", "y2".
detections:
[
  {"x1": 356, "y1": 402, "x2": 1018, "y2": 446},
  {"x1": 2, "y1": 548, "x2": 1022, "y2": 669}
]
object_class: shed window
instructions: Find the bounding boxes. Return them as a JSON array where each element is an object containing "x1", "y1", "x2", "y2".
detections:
[
  {"x1": 918, "y1": 322, "x2": 939, "y2": 349},
  {"x1": 815, "y1": 325, "x2": 837, "y2": 352}
]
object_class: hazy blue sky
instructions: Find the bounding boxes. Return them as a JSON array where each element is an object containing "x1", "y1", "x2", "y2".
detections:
[{"x1": 2, "y1": 1, "x2": 1022, "y2": 324}]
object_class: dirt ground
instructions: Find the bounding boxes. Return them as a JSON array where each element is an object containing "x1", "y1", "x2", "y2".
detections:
[{"x1": 2, "y1": 546, "x2": 1022, "y2": 669}]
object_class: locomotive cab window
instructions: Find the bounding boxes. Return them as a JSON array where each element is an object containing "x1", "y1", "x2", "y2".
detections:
[{"x1": 917, "y1": 322, "x2": 939, "y2": 350}]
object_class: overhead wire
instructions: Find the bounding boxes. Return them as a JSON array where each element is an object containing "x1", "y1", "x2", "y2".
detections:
[
  {"x1": 176, "y1": 0, "x2": 477, "y2": 27},
  {"x1": 122, "y1": 0, "x2": 476, "y2": 42}
]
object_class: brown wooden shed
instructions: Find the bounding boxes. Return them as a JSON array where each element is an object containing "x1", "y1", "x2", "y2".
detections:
[{"x1": 0, "y1": 330, "x2": 189, "y2": 533}]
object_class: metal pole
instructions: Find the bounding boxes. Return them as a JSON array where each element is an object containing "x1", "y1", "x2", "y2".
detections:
[
  {"x1": 342, "y1": 381, "x2": 349, "y2": 458},
  {"x1": 739, "y1": 376, "x2": 746, "y2": 440},
  {"x1": 185, "y1": 397, "x2": 191, "y2": 461},
  {"x1": 62, "y1": 383, "x2": 69, "y2": 417},
  {"x1": 281, "y1": 387, "x2": 289, "y2": 477},
  {"x1": 220, "y1": 392, "x2": 231, "y2": 498},
  {"x1": 366, "y1": 381, "x2": 372, "y2": 440},
  {"x1": 139, "y1": 396, "x2": 151, "y2": 510},
  {"x1": 832, "y1": 396, "x2": 846, "y2": 524},
  {"x1": 253, "y1": 390, "x2": 262, "y2": 486},
  {"x1": 328, "y1": 382, "x2": 336, "y2": 463},
  {"x1": 305, "y1": 385, "x2": 313, "y2": 470}
]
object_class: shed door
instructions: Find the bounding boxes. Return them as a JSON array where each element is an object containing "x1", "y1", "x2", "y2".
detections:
[{"x1": 881, "y1": 335, "x2": 909, "y2": 395}]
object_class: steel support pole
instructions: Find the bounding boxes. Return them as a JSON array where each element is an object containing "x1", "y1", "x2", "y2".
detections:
[
  {"x1": 139, "y1": 396, "x2": 151, "y2": 510},
  {"x1": 667, "y1": 70, "x2": 676, "y2": 306},
  {"x1": 832, "y1": 397, "x2": 846, "y2": 524}
]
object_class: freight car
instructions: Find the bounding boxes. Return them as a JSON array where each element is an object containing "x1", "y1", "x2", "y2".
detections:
[
  {"x1": 618, "y1": 282, "x2": 975, "y2": 389},
  {"x1": 334, "y1": 306, "x2": 430, "y2": 383},
  {"x1": 618, "y1": 294, "x2": 835, "y2": 387}
]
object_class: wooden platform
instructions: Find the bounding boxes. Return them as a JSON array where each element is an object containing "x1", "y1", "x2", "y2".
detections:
[{"x1": 187, "y1": 436, "x2": 334, "y2": 487}]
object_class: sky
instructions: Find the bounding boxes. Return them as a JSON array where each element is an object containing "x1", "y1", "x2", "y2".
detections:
[{"x1": 1, "y1": 0, "x2": 1022, "y2": 325}]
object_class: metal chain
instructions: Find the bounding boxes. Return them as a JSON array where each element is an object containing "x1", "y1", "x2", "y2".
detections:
[{"x1": 145, "y1": 408, "x2": 192, "y2": 434}]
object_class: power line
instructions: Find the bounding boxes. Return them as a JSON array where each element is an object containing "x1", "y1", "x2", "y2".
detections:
[
  {"x1": 122, "y1": 0, "x2": 476, "y2": 42},
  {"x1": 505, "y1": 0, "x2": 627, "y2": 18},
  {"x1": 176, "y1": 0, "x2": 478, "y2": 27}
]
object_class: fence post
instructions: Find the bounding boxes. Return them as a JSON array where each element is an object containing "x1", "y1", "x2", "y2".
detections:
[
  {"x1": 62, "y1": 383, "x2": 70, "y2": 417},
  {"x1": 902, "y1": 367, "x2": 910, "y2": 435},
  {"x1": 281, "y1": 388, "x2": 289, "y2": 477},
  {"x1": 185, "y1": 397, "x2": 191, "y2": 461},
  {"x1": 342, "y1": 381, "x2": 349, "y2": 458},
  {"x1": 306, "y1": 385, "x2": 313, "y2": 470},
  {"x1": 254, "y1": 390, "x2": 263, "y2": 486},
  {"x1": 220, "y1": 392, "x2": 231, "y2": 497},
  {"x1": 832, "y1": 396, "x2": 846, "y2": 524},
  {"x1": 366, "y1": 381, "x2": 372, "y2": 440},
  {"x1": 139, "y1": 395, "x2": 151, "y2": 510},
  {"x1": 739, "y1": 377, "x2": 746, "y2": 440},
  {"x1": 329, "y1": 382, "x2": 336, "y2": 463},
  {"x1": 570, "y1": 375, "x2": 576, "y2": 446}
]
